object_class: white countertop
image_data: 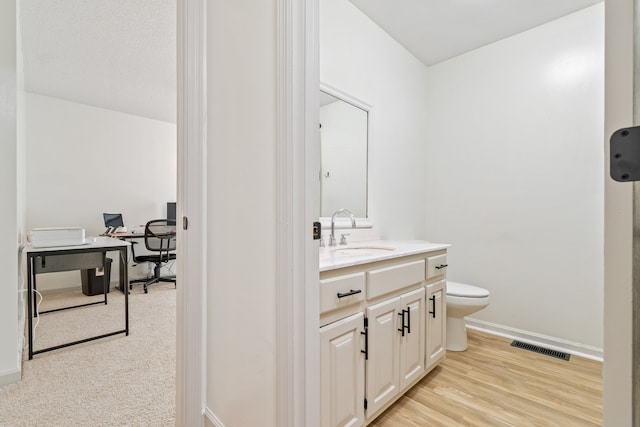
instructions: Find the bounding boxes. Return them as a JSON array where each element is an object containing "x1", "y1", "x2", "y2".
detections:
[{"x1": 319, "y1": 240, "x2": 450, "y2": 272}]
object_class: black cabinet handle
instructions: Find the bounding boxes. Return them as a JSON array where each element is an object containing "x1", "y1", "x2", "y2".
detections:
[
  {"x1": 361, "y1": 317, "x2": 368, "y2": 360},
  {"x1": 398, "y1": 309, "x2": 411, "y2": 336},
  {"x1": 429, "y1": 295, "x2": 436, "y2": 318},
  {"x1": 360, "y1": 330, "x2": 368, "y2": 360},
  {"x1": 397, "y1": 311, "x2": 406, "y2": 336},
  {"x1": 337, "y1": 289, "x2": 362, "y2": 298},
  {"x1": 435, "y1": 264, "x2": 448, "y2": 270}
]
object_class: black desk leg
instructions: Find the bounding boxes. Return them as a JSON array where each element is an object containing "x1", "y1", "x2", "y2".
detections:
[
  {"x1": 27, "y1": 256, "x2": 33, "y2": 360},
  {"x1": 121, "y1": 248, "x2": 129, "y2": 336}
]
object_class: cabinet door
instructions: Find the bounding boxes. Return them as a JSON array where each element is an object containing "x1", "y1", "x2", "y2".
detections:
[
  {"x1": 365, "y1": 297, "x2": 400, "y2": 417},
  {"x1": 399, "y1": 287, "x2": 425, "y2": 390},
  {"x1": 426, "y1": 280, "x2": 446, "y2": 370},
  {"x1": 320, "y1": 312, "x2": 365, "y2": 427}
]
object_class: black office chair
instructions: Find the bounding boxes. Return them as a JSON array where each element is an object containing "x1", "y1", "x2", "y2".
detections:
[{"x1": 129, "y1": 219, "x2": 177, "y2": 293}]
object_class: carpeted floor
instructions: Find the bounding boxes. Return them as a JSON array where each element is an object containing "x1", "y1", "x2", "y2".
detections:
[{"x1": 0, "y1": 282, "x2": 176, "y2": 426}]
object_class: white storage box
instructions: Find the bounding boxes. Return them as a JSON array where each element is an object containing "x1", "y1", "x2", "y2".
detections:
[{"x1": 31, "y1": 227, "x2": 86, "y2": 248}]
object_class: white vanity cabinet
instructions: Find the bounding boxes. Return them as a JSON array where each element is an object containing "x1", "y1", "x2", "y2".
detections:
[
  {"x1": 319, "y1": 243, "x2": 449, "y2": 427},
  {"x1": 426, "y1": 279, "x2": 446, "y2": 370},
  {"x1": 320, "y1": 312, "x2": 366, "y2": 427},
  {"x1": 365, "y1": 287, "x2": 425, "y2": 416}
]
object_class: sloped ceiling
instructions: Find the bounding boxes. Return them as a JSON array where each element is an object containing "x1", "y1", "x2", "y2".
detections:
[
  {"x1": 349, "y1": 0, "x2": 603, "y2": 66},
  {"x1": 20, "y1": 0, "x2": 176, "y2": 123},
  {"x1": 19, "y1": 0, "x2": 602, "y2": 123}
]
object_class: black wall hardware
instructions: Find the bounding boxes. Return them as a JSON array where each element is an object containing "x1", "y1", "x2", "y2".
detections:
[
  {"x1": 610, "y1": 126, "x2": 640, "y2": 182},
  {"x1": 313, "y1": 221, "x2": 321, "y2": 240}
]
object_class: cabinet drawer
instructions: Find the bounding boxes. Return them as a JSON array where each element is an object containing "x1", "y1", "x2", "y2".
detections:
[
  {"x1": 320, "y1": 272, "x2": 366, "y2": 314},
  {"x1": 367, "y1": 260, "x2": 425, "y2": 299},
  {"x1": 426, "y1": 254, "x2": 448, "y2": 279}
]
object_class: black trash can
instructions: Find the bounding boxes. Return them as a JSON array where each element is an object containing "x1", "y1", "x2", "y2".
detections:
[{"x1": 81, "y1": 257, "x2": 112, "y2": 296}]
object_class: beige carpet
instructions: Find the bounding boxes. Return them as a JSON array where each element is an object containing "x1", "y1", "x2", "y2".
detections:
[{"x1": 0, "y1": 282, "x2": 176, "y2": 426}]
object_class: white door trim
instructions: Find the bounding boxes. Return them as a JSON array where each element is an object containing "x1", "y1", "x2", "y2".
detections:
[
  {"x1": 276, "y1": 0, "x2": 320, "y2": 425},
  {"x1": 303, "y1": 0, "x2": 321, "y2": 425},
  {"x1": 176, "y1": 1, "x2": 206, "y2": 426},
  {"x1": 177, "y1": 1, "x2": 318, "y2": 425}
]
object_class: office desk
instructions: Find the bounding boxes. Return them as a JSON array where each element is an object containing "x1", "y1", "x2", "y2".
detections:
[
  {"x1": 24, "y1": 237, "x2": 130, "y2": 359},
  {"x1": 107, "y1": 232, "x2": 144, "y2": 291},
  {"x1": 108, "y1": 231, "x2": 145, "y2": 239}
]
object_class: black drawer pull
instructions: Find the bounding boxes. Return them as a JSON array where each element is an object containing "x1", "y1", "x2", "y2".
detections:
[
  {"x1": 435, "y1": 264, "x2": 448, "y2": 270},
  {"x1": 337, "y1": 289, "x2": 362, "y2": 298}
]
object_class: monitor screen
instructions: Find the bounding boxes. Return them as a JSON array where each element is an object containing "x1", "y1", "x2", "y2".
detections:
[
  {"x1": 167, "y1": 202, "x2": 176, "y2": 221},
  {"x1": 103, "y1": 213, "x2": 124, "y2": 228}
]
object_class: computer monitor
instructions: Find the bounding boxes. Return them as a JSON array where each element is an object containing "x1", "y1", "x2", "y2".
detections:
[
  {"x1": 103, "y1": 213, "x2": 124, "y2": 232},
  {"x1": 167, "y1": 202, "x2": 176, "y2": 221}
]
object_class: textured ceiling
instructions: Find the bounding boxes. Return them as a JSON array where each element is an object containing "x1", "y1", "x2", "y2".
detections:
[
  {"x1": 20, "y1": 0, "x2": 176, "y2": 123},
  {"x1": 349, "y1": 0, "x2": 603, "y2": 66},
  {"x1": 19, "y1": 0, "x2": 601, "y2": 123}
]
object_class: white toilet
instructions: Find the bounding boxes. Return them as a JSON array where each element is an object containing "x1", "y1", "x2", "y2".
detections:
[{"x1": 446, "y1": 281, "x2": 490, "y2": 351}]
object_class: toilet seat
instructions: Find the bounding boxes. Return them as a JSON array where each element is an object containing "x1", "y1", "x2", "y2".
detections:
[{"x1": 447, "y1": 281, "x2": 489, "y2": 298}]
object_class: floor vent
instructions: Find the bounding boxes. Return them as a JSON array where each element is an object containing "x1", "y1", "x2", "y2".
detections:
[{"x1": 510, "y1": 340, "x2": 570, "y2": 361}]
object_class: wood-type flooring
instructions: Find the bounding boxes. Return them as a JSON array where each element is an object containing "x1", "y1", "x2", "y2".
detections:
[{"x1": 370, "y1": 329, "x2": 602, "y2": 427}]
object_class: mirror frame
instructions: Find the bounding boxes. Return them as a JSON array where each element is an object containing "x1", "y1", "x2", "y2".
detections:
[{"x1": 319, "y1": 82, "x2": 373, "y2": 229}]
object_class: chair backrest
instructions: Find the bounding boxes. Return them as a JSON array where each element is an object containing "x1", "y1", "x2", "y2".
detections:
[{"x1": 144, "y1": 219, "x2": 177, "y2": 253}]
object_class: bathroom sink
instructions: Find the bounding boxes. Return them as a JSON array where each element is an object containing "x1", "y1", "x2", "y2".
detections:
[{"x1": 331, "y1": 245, "x2": 396, "y2": 256}]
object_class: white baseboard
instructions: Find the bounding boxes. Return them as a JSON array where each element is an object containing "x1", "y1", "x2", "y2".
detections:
[
  {"x1": 0, "y1": 367, "x2": 21, "y2": 387},
  {"x1": 13, "y1": 284, "x2": 26, "y2": 387},
  {"x1": 466, "y1": 318, "x2": 603, "y2": 362},
  {"x1": 204, "y1": 407, "x2": 225, "y2": 427}
]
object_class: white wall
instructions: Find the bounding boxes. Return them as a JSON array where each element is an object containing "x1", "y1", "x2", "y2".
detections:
[
  {"x1": 320, "y1": 0, "x2": 430, "y2": 239},
  {"x1": 25, "y1": 93, "x2": 177, "y2": 290},
  {"x1": 0, "y1": 0, "x2": 23, "y2": 386},
  {"x1": 604, "y1": 0, "x2": 633, "y2": 423},
  {"x1": 206, "y1": 0, "x2": 277, "y2": 425},
  {"x1": 424, "y1": 5, "x2": 604, "y2": 353}
]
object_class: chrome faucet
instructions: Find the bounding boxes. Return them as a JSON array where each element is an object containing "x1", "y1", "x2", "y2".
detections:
[{"x1": 329, "y1": 208, "x2": 356, "y2": 246}]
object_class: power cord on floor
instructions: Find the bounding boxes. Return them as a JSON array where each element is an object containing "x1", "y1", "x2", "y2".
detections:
[
  {"x1": 163, "y1": 259, "x2": 176, "y2": 276},
  {"x1": 18, "y1": 288, "x2": 43, "y2": 350},
  {"x1": 18, "y1": 244, "x2": 43, "y2": 349}
]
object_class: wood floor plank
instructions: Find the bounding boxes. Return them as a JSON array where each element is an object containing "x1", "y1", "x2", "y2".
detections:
[{"x1": 370, "y1": 329, "x2": 602, "y2": 426}]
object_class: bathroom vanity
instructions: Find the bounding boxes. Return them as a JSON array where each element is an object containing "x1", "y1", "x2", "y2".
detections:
[{"x1": 319, "y1": 240, "x2": 449, "y2": 426}]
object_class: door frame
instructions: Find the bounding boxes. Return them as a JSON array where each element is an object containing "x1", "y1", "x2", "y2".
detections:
[
  {"x1": 274, "y1": 0, "x2": 321, "y2": 425},
  {"x1": 176, "y1": 0, "x2": 319, "y2": 425},
  {"x1": 176, "y1": 1, "x2": 206, "y2": 425}
]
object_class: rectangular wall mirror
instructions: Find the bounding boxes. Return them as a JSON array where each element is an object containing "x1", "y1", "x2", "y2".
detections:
[{"x1": 319, "y1": 83, "x2": 371, "y2": 227}]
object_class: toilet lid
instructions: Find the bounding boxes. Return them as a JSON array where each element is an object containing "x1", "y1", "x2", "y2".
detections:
[{"x1": 447, "y1": 281, "x2": 489, "y2": 298}]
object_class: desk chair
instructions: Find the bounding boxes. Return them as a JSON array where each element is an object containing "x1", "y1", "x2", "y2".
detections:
[{"x1": 129, "y1": 219, "x2": 177, "y2": 293}]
